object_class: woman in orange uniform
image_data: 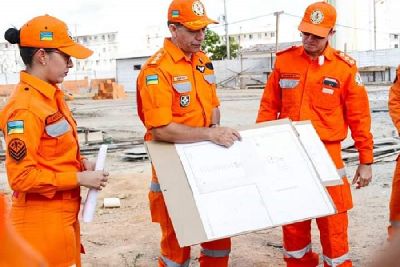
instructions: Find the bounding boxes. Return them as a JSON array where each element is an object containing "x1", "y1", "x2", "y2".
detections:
[{"x1": 0, "y1": 15, "x2": 109, "y2": 266}]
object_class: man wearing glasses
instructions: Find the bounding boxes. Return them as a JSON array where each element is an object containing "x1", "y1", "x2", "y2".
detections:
[
  {"x1": 136, "y1": 0, "x2": 240, "y2": 266},
  {"x1": 257, "y1": 2, "x2": 373, "y2": 266}
]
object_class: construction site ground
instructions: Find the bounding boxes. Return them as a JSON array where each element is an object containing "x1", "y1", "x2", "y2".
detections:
[{"x1": 0, "y1": 86, "x2": 395, "y2": 266}]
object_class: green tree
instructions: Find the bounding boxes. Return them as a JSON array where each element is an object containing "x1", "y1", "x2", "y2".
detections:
[{"x1": 201, "y1": 29, "x2": 239, "y2": 60}]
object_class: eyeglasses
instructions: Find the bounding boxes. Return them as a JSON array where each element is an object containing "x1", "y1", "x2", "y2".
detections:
[
  {"x1": 301, "y1": 32, "x2": 325, "y2": 40},
  {"x1": 50, "y1": 50, "x2": 72, "y2": 64}
]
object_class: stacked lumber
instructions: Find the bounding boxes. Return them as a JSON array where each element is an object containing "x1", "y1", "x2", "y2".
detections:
[{"x1": 93, "y1": 79, "x2": 127, "y2": 100}]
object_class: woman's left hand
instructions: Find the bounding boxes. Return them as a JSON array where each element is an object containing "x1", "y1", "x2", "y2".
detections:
[{"x1": 82, "y1": 159, "x2": 96, "y2": 171}]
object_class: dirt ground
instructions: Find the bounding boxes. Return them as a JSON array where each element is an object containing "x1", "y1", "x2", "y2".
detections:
[{"x1": 0, "y1": 87, "x2": 396, "y2": 266}]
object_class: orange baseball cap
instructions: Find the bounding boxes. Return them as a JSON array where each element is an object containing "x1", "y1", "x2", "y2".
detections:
[
  {"x1": 20, "y1": 15, "x2": 93, "y2": 59},
  {"x1": 298, "y1": 1, "x2": 336, "y2": 38},
  {"x1": 168, "y1": 0, "x2": 218, "y2": 31}
]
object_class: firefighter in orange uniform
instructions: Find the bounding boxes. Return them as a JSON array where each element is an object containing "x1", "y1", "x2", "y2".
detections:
[
  {"x1": 0, "y1": 193, "x2": 47, "y2": 266},
  {"x1": 388, "y1": 65, "x2": 400, "y2": 239},
  {"x1": 0, "y1": 15, "x2": 109, "y2": 266},
  {"x1": 136, "y1": 0, "x2": 241, "y2": 266},
  {"x1": 256, "y1": 2, "x2": 373, "y2": 266}
]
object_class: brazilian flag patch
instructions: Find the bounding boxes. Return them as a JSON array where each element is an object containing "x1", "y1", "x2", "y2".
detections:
[
  {"x1": 171, "y1": 10, "x2": 180, "y2": 18},
  {"x1": 146, "y1": 74, "x2": 159, "y2": 85},
  {"x1": 40, "y1": 31, "x2": 53, "y2": 41},
  {"x1": 7, "y1": 120, "x2": 24, "y2": 135}
]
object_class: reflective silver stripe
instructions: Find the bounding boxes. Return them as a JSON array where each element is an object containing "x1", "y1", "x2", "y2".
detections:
[
  {"x1": 323, "y1": 253, "x2": 350, "y2": 266},
  {"x1": 201, "y1": 248, "x2": 231, "y2": 258},
  {"x1": 204, "y1": 74, "x2": 216, "y2": 84},
  {"x1": 337, "y1": 167, "x2": 347, "y2": 178},
  {"x1": 45, "y1": 119, "x2": 70, "y2": 137},
  {"x1": 150, "y1": 181, "x2": 161, "y2": 192},
  {"x1": 284, "y1": 243, "x2": 312, "y2": 259},
  {"x1": 390, "y1": 220, "x2": 400, "y2": 227},
  {"x1": 173, "y1": 82, "x2": 192, "y2": 93},
  {"x1": 160, "y1": 256, "x2": 190, "y2": 267}
]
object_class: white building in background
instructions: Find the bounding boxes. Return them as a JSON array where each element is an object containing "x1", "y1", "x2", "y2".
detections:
[
  {"x1": 389, "y1": 33, "x2": 400, "y2": 49},
  {"x1": 74, "y1": 32, "x2": 118, "y2": 75},
  {"x1": 216, "y1": 0, "x2": 400, "y2": 53},
  {"x1": 0, "y1": 31, "x2": 119, "y2": 83},
  {"x1": 220, "y1": 30, "x2": 276, "y2": 49}
]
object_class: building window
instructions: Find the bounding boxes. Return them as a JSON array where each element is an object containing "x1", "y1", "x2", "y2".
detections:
[
  {"x1": 133, "y1": 64, "x2": 141, "y2": 70},
  {"x1": 395, "y1": 44, "x2": 399, "y2": 48},
  {"x1": 249, "y1": 34, "x2": 253, "y2": 39},
  {"x1": 271, "y1": 32, "x2": 275, "y2": 37},
  {"x1": 395, "y1": 34, "x2": 399, "y2": 39}
]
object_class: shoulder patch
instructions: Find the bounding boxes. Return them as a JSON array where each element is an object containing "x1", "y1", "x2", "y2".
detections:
[
  {"x1": 276, "y1": 45, "x2": 300, "y2": 55},
  {"x1": 7, "y1": 120, "x2": 24, "y2": 135},
  {"x1": 8, "y1": 138, "x2": 27, "y2": 161},
  {"x1": 355, "y1": 72, "x2": 363, "y2": 86},
  {"x1": 335, "y1": 50, "x2": 356, "y2": 66},
  {"x1": 146, "y1": 74, "x2": 159, "y2": 85},
  {"x1": 148, "y1": 49, "x2": 166, "y2": 66}
]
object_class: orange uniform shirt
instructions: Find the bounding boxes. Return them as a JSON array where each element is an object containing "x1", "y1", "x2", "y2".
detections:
[
  {"x1": 0, "y1": 71, "x2": 82, "y2": 199},
  {"x1": 137, "y1": 38, "x2": 220, "y2": 141},
  {"x1": 257, "y1": 45, "x2": 373, "y2": 164},
  {"x1": 389, "y1": 66, "x2": 400, "y2": 132}
]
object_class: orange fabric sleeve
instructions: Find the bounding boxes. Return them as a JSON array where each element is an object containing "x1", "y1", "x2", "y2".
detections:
[
  {"x1": 5, "y1": 110, "x2": 77, "y2": 198},
  {"x1": 211, "y1": 81, "x2": 220, "y2": 108},
  {"x1": 344, "y1": 69, "x2": 374, "y2": 164},
  {"x1": 256, "y1": 69, "x2": 281, "y2": 123},
  {"x1": 138, "y1": 69, "x2": 173, "y2": 129},
  {"x1": 389, "y1": 79, "x2": 400, "y2": 132}
]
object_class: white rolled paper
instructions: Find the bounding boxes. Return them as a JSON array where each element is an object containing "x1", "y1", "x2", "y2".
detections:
[{"x1": 82, "y1": 144, "x2": 108, "y2": 223}]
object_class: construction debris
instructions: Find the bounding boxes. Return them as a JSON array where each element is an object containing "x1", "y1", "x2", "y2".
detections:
[
  {"x1": 342, "y1": 137, "x2": 400, "y2": 164},
  {"x1": 77, "y1": 127, "x2": 104, "y2": 145},
  {"x1": 122, "y1": 146, "x2": 149, "y2": 161},
  {"x1": 103, "y1": 197, "x2": 121, "y2": 208},
  {"x1": 93, "y1": 79, "x2": 127, "y2": 100}
]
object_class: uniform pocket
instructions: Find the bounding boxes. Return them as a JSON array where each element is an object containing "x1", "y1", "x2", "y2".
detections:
[
  {"x1": 173, "y1": 82, "x2": 192, "y2": 93},
  {"x1": 313, "y1": 87, "x2": 341, "y2": 109}
]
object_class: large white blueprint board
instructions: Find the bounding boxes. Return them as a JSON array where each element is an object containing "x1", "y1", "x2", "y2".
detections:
[
  {"x1": 293, "y1": 121, "x2": 343, "y2": 186},
  {"x1": 146, "y1": 119, "x2": 336, "y2": 246}
]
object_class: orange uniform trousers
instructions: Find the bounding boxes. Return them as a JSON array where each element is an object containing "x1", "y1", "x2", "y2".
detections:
[
  {"x1": 389, "y1": 155, "x2": 400, "y2": 239},
  {"x1": 283, "y1": 142, "x2": 352, "y2": 267},
  {"x1": 0, "y1": 193, "x2": 47, "y2": 267},
  {"x1": 149, "y1": 179, "x2": 231, "y2": 267},
  {"x1": 11, "y1": 190, "x2": 81, "y2": 267}
]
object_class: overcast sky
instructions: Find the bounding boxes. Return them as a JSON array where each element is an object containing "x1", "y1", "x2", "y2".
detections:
[{"x1": 1, "y1": 0, "x2": 400, "y2": 54}]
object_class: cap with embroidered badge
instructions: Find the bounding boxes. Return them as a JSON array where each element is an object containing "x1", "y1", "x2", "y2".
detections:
[
  {"x1": 168, "y1": 0, "x2": 218, "y2": 30},
  {"x1": 298, "y1": 1, "x2": 336, "y2": 38},
  {"x1": 19, "y1": 14, "x2": 93, "y2": 59}
]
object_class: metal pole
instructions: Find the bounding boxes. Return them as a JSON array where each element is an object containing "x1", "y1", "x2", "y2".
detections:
[
  {"x1": 373, "y1": 0, "x2": 377, "y2": 50},
  {"x1": 224, "y1": 0, "x2": 230, "y2": 59},
  {"x1": 274, "y1": 11, "x2": 284, "y2": 53}
]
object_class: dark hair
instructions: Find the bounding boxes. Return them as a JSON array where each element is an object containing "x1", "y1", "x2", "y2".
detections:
[
  {"x1": 4, "y1": 27, "x2": 20, "y2": 44},
  {"x1": 167, "y1": 21, "x2": 182, "y2": 27},
  {"x1": 4, "y1": 27, "x2": 57, "y2": 67}
]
